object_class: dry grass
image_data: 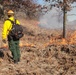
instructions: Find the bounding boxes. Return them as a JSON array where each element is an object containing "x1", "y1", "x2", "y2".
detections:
[{"x1": 0, "y1": 18, "x2": 76, "y2": 75}]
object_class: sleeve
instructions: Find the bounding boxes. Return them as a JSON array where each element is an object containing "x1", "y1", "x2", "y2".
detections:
[
  {"x1": 16, "y1": 20, "x2": 20, "y2": 25},
  {"x1": 2, "y1": 21, "x2": 10, "y2": 40}
]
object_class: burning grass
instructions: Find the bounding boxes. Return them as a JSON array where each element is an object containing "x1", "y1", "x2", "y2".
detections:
[
  {"x1": 1, "y1": 30, "x2": 76, "y2": 50},
  {"x1": 44, "y1": 30, "x2": 76, "y2": 47}
]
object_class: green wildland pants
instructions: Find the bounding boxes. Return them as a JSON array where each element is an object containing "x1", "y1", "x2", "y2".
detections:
[{"x1": 8, "y1": 40, "x2": 20, "y2": 61}]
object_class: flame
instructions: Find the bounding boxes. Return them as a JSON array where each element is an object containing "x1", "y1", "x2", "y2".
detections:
[
  {"x1": 19, "y1": 41, "x2": 35, "y2": 47},
  {"x1": 50, "y1": 39, "x2": 55, "y2": 44},
  {"x1": 1, "y1": 31, "x2": 76, "y2": 48},
  {"x1": 25, "y1": 43, "x2": 35, "y2": 47},
  {"x1": 3, "y1": 44, "x2": 6, "y2": 47},
  {"x1": 0, "y1": 41, "x2": 35, "y2": 49},
  {"x1": 69, "y1": 31, "x2": 76, "y2": 44},
  {"x1": 2, "y1": 43, "x2": 8, "y2": 48},
  {"x1": 60, "y1": 38, "x2": 68, "y2": 45},
  {"x1": 19, "y1": 42, "x2": 24, "y2": 47},
  {"x1": 4, "y1": 44, "x2": 7, "y2": 47},
  {"x1": 50, "y1": 38, "x2": 68, "y2": 45},
  {"x1": 44, "y1": 31, "x2": 76, "y2": 47},
  {"x1": 44, "y1": 37, "x2": 68, "y2": 47}
]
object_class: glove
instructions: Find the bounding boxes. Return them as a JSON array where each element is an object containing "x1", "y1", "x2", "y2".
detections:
[{"x1": 2, "y1": 39, "x2": 6, "y2": 43}]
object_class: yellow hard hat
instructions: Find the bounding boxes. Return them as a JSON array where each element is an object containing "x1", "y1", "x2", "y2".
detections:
[{"x1": 7, "y1": 10, "x2": 14, "y2": 15}]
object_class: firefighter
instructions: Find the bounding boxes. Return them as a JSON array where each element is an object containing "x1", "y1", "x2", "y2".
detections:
[{"x1": 2, "y1": 10, "x2": 21, "y2": 64}]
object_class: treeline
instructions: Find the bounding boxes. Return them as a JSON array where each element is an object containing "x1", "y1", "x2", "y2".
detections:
[
  {"x1": 0, "y1": 0, "x2": 42, "y2": 20},
  {"x1": 0, "y1": 0, "x2": 76, "y2": 20}
]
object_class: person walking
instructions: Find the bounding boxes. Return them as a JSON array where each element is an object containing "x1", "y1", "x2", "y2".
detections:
[{"x1": 2, "y1": 10, "x2": 21, "y2": 64}]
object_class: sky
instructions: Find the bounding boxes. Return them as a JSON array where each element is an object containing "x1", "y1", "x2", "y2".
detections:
[
  {"x1": 37, "y1": 0, "x2": 44, "y2": 5},
  {"x1": 37, "y1": 0, "x2": 76, "y2": 22},
  {"x1": 67, "y1": 2, "x2": 76, "y2": 22}
]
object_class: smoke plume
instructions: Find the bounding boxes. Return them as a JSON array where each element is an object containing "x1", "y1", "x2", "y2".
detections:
[{"x1": 39, "y1": 7, "x2": 63, "y2": 29}]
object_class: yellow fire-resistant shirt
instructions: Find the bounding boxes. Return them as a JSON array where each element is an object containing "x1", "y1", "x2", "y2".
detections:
[{"x1": 2, "y1": 16, "x2": 20, "y2": 40}]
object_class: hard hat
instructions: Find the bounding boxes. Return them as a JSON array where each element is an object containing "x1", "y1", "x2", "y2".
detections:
[{"x1": 7, "y1": 10, "x2": 14, "y2": 15}]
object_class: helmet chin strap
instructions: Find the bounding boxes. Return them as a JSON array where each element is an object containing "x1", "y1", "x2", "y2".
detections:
[
  {"x1": 8, "y1": 15, "x2": 11, "y2": 18},
  {"x1": 8, "y1": 14, "x2": 14, "y2": 18}
]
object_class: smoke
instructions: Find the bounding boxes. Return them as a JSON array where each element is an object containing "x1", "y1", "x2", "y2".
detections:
[{"x1": 39, "y1": 7, "x2": 63, "y2": 29}]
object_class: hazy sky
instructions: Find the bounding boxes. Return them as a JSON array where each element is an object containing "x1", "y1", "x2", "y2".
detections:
[
  {"x1": 67, "y1": 2, "x2": 76, "y2": 22},
  {"x1": 37, "y1": 0, "x2": 76, "y2": 22}
]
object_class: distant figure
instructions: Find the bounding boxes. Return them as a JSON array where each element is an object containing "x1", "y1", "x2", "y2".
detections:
[{"x1": 2, "y1": 10, "x2": 21, "y2": 64}]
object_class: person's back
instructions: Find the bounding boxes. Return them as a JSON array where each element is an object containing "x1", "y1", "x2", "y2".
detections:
[{"x1": 2, "y1": 10, "x2": 21, "y2": 64}]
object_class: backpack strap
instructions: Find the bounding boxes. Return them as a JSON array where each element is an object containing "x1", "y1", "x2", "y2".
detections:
[
  {"x1": 7, "y1": 19, "x2": 16, "y2": 25},
  {"x1": 7, "y1": 19, "x2": 17, "y2": 32}
]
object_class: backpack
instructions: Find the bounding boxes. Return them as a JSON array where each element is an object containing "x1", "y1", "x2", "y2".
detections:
[{"x1": 8, "y1": 19, "x2": 24, "y2": 39}]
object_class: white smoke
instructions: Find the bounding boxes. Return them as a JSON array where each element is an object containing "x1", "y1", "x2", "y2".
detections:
[{"x1": 39, "y1": 7, "x2": 63, "y2": 29}]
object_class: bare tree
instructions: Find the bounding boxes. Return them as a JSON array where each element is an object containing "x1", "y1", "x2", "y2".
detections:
[{"x1": 43, "y1": 0, "x2": 76, "y2": 38}]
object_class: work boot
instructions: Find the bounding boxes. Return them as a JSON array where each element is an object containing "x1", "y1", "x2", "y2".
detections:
[
  {"x1": 14, "y1": 60, "x2": 18, "y2": 64},
  {"x1": 18, "y1": 58, "x2": 20, "y2": 62}
]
